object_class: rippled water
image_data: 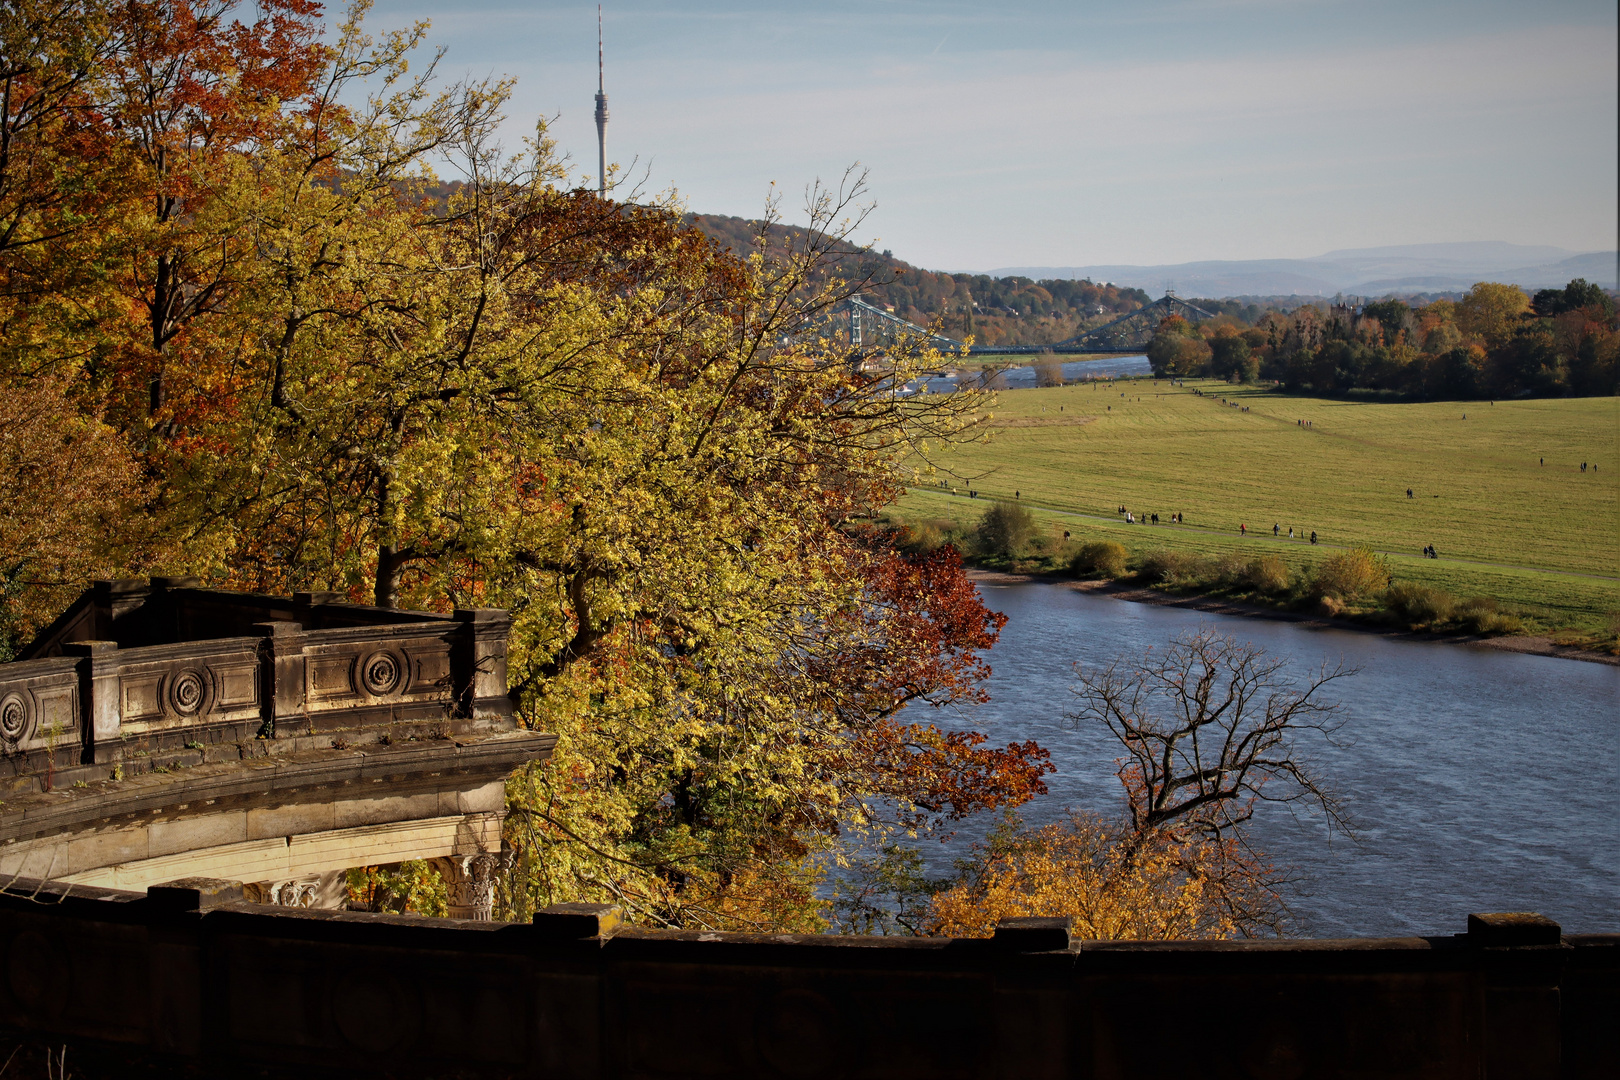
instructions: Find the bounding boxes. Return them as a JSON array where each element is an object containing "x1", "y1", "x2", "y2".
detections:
[{"x1": 923, "y1": 582, "x2": 1619, "y2": 937}]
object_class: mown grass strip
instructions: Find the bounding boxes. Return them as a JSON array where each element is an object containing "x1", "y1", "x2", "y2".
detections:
[{"x1": 907, "y1": 379, "x2": 1616, "y2": 580}]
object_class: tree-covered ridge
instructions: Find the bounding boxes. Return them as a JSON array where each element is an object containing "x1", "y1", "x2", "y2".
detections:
[
  {"x1": 1145, "y1": 280, "x2": 1617, "y2": 399},
  {"x1": 686, "y1": 213, "x2": 1152, "y2": 347}
]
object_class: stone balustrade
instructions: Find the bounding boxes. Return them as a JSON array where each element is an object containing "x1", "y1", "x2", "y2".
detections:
[{"x1": 4, "y1": 577, "x2": 516, "y2": 792}]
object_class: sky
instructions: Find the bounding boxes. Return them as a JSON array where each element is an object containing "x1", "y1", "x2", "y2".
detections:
[{"x1": 354, "y1": 0, "x2": 1619, "y2": 272}]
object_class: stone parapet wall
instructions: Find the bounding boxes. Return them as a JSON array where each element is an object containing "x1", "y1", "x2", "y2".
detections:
[
  {"x1": 0, "y1": 580, "x2": 516, "y2": 793},
  {"x1": 0, "y1": 881, "x2": 1609, "y2": 1079},
  {"x1": 0, "y1": 657, "x2": 82, "y2": 773}
]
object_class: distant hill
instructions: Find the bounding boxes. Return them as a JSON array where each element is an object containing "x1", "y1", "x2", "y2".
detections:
[
  {"x1": 989, "y1": 243, "x2": 1619, "y2": 298},
  {"x1": 685, "y1": 213, "x2": 1151, "y2": 347}
]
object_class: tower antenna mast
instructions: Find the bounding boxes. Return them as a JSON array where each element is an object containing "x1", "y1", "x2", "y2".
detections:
[{"x1": 594, "y1": 6, "x2": 608, "y2": 198}]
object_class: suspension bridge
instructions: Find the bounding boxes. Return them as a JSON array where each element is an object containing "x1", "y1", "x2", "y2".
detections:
[{"x1": 844, "y1": 292, "x2": 1216, "y2": 356}]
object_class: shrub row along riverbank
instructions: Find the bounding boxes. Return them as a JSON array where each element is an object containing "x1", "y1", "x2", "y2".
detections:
[
  {"x1": 895, "y1": 378, "x2": 1617, "y2": 649},
  {"x1": 884, "y1": 498, "x2": 1619, "y2": 656}
]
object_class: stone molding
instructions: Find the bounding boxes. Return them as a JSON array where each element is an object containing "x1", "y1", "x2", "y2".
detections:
[{"x1": 0, "y1": 731, "x2": 549, "y2": 888}]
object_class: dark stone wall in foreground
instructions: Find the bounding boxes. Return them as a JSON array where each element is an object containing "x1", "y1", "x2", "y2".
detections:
[{"x1": 0, "y1": 879, "x2": 1610, "y2": 1079}]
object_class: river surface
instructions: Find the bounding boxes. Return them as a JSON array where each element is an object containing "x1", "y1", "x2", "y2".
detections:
[
  {"x1": 924, "y1": 581, "x2": 1619, "y2": 937},
  {"x1": 917, "y1": 353, "x2": 1152, "y2": 393}
]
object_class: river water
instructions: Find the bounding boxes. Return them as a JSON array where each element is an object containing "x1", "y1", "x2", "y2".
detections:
[
  {"x1": 924, "y1": 581, "x2": 1619, "y2": 937},
  {"x1": 918, "y1": 353, "x2": 1153, "y2": 393}
]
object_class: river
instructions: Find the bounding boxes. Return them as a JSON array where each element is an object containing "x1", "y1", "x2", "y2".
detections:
[
  {"x1": 925, "y1": 580, "x2": 1619, "y2": 937},
  {"x1": 916, "y1": 353, "x2": 1153, "y2": 393}
]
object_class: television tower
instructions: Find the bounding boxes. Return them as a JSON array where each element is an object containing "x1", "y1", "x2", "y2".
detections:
[{"x1": 594, "y1": 6, "x2": 608, "y2": 198}]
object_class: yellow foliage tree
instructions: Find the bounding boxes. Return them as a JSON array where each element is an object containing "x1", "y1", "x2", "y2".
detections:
[
  {"x1": 927, "y1": 813, "x2": 1238, "y2": 940},
  {"x1": 3, "y1": 2, "x2": 1049, "y2": 934},
  {"x1": 1455, "y1": 281, "x2": 1530, "y2": 349}
]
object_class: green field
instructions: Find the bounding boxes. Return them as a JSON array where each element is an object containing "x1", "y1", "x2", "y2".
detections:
[{"x1": 897, "y1": 379, "x2": 1620, "y2": 633}]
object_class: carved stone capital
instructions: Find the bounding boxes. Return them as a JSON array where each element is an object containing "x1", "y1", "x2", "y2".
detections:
[{"x1": 439, "y1": 851, "x2": 510, "y2": 921}]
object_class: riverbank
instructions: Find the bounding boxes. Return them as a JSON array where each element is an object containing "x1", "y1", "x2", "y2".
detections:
[
  {"x1": 899, "y1": 382, "x2": 1618, "y2": 639},
  {"x1": 964, "y1": 567, "x2": 1620, "y2": 666}
]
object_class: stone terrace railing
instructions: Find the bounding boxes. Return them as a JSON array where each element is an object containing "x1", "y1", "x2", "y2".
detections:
[
  {"x1": 0, "y1": 883, "x2": 1609, "y2": 1079},
  {"x1": 2, "y1": 578, "x2": 515, "y2": 794}
]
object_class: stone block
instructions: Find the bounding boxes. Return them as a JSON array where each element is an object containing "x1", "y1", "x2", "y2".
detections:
[
  {"x1": 247, "y1": 801, "x2": 336, "y2": 841},
  {"x1": 993, "y1": 916, "x2": 1072, "y2": 952},
  {"x1": 1467, "y1": 911, "x2": 1562, "y2": 947},
  {"x1": 457, "y1": 779, "x2": 507, "y2": 814},
  {"x1": 147, "y1": 876, "x2": 244, "y2": 911},
  {"x1": 534, "y1": 903, "x2": 622, "y2": 940},
  {"x1": 284, "y1": 817, "x2": 463, "y2": 879},
  {"x1": 148, "y1": 810, "x2": 250, "y2": 859},
  {"x1": 64, "y1": 827, "x2": 151, "y2": 876},
  {"x1": 332, "y1": 791, "x2": 440, "y2": 830}
]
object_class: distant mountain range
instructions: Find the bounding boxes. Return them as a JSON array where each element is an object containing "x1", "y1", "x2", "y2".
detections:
[{"x1": 985, "y1": 243, "x2": 1618, "y2": 299}]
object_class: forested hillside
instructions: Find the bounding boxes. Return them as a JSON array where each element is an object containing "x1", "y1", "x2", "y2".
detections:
[{"x1": 687, "y1": 213, "x2": 1151, "y2": 347}]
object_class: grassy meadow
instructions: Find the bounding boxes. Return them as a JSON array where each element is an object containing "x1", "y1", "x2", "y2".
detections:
[{"x1": 895, "y1": 378, "x2": 1620, "y2": 638}]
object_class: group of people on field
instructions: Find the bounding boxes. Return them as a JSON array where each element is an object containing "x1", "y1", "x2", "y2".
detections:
[
  {"x1": 1119, "y1": 507, "x2": 1183, "y2": 525},
  {"x1": 1239, "y1": 522, "x2": 1318, "y2": 544}
]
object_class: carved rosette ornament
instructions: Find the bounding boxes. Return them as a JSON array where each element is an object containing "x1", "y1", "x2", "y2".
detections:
[
  {"x1": 166, "y1": 669, "x2": 210, "y2": 717},
  {"x1": 0, "y1": 691, "x2": 31, "y2": 746},
  {"x1": 360, "y1": 650, "x2": 404, "y2": 697},
  {"x1": 443, "y1": 852, "x2": 508, "y2": 921}
]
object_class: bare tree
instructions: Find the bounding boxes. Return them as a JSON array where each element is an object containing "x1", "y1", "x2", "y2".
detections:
[
  {"x1": 1070, "y1": 628, "x2": 1356, "y2": 844},
  {"x1": 1066, "y1": 629, "x2": 1357, "y2": 935},
  {"x1": 1032, "y1": 355, "x2": 1063, "y2": 387}
]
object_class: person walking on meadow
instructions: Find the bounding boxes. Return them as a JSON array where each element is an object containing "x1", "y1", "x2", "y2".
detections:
[{"x1": 1273, "y1": 523, "x2": 1279, "y2": 537}]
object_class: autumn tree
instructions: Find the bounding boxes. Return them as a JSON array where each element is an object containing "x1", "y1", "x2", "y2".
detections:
[
  {"x1": 1208, "y1": 326, "x2": 1256, "y2": 382},
  {"x1": 0, "y1": 378, "x2": 152, "y2": 654},
  {"x1": 2, "y1": 1, "x2": 1049, "y2": 933},
  {"x1": 932, "y1": 631, "x2": 1354, "y2": 940},
  {"x1": 489, "y1": 177, "x2": 1050, "y2": 930},
  {"x1": 1531, "y1": 278, "x2": 1613, "y2": 319},
  {"x1": 1145, "y1": 314, "x2": 1211, "y2": 377},
  {"x1": 0, "y1": 0, "x2": 119, "y2": 309},
  {"x1": 927, "y1": 811, "x2": 1252, "y2": 940},
  {"x1": 1072, "y1": 629, "x2": 1353, "y2": 931},
  {"x1": 1454, "y1": 281, "x2": 1529, "y2": 350},
  {"x1": 95, "y1": 0, "x2": 328, "y2": 424}
]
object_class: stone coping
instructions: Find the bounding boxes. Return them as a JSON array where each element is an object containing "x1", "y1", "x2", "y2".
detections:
[
  {"x1": 0, "y1": 876, "x2": 1610, "y2": 963},
  {"x1": 0, "y1": 880, "x2": 1606, "y2": 1078}
]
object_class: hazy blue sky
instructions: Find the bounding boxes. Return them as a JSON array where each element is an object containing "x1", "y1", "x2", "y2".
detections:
[{"x1": 357, "y1": 0, "x2": 1618, "y2": 271}]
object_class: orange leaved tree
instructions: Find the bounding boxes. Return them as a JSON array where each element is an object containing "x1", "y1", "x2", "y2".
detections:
[{"x1": 930, "y1": 630, "x2": 1355, "y2": 940}]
